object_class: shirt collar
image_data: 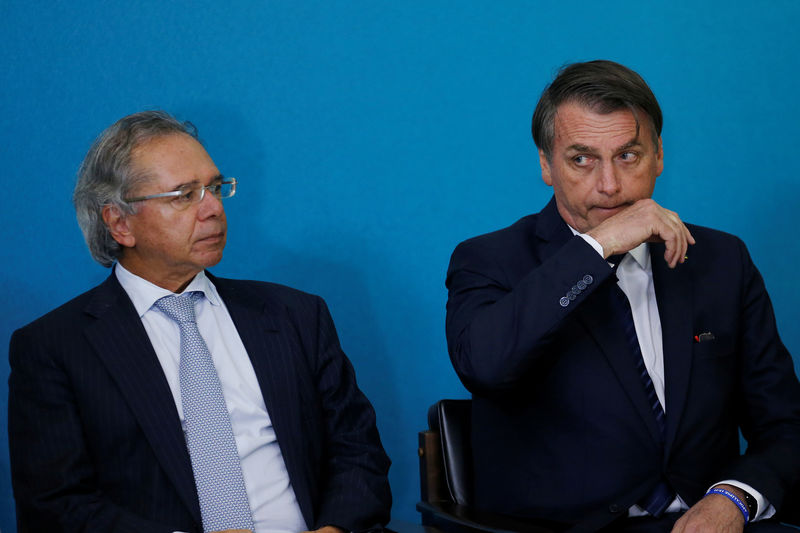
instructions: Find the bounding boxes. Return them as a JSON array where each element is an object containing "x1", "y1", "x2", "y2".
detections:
[
  {"x1": 627, "y1": 242, "x2": 650, "y2": 270},
  {"x1": 114, "y1": 263, "x2": 221, "y2": 318}
]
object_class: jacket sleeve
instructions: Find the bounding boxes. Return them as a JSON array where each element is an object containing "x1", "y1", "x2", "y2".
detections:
[
  {"x1": 445, "y1": 233, "x2": 614, "y2": 393},
  {"x1": 720, "y1": 237, "x2": 800, "y2": 513},
  {"x1": 306, "y1": 296, "x2": 392, "y2": 532}
]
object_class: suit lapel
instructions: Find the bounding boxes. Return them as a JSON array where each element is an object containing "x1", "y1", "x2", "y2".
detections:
[
  {"x1": 650, "y1": 243, "x2": 694, "y2": 456},
  {"x1": 211, "y1": 276, "x2": 315, "y2": 525},
  {"x1": 83, "y1": 273, "x2": 201, "y2": 523},
  {"x1": 534, "y1": 196, "x2": 574, "y2": 259},
  {"x1": 578, "y1": 278, "x2": 665, "y2": 444}
]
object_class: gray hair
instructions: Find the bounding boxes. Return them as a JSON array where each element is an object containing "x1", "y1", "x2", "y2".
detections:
[{"x1": 73, "y1": 110, "x2": 198, "y2": 267}]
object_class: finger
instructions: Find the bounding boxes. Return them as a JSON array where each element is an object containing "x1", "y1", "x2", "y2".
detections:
[
  {"x1": 676, "y1": 220, "x2": 694, "y2": 264},
  {"x1": 653, "y1": 210, "x2": 678, "y2": 268},
  {"x1": 666, "y1": 209, "x2": 693, "y2": 245},
  {"x1": 663, "y1": 232, "x2": 678, "y2": 268},
  {"x1": 671, "y1": 243, "x2": 682, "y2": 268},
  {"x1": 671, "y1": 232, "x2": 686, "y2": 268},
  {"x1": 675, "y1": 224, "x2": 687, "y2": 268},
  {"x1": 685, "y1": 224, "x2": 696, "y2": 245},
  {"x1": 667, "y1": 214, "x2": 689, "y2": 268},
  {"x1": 662, "y1": 222, "x2": 682, "y2": 268},
  {"x1": 665, "y1": 226, "x2": 681, "y2": 268}
]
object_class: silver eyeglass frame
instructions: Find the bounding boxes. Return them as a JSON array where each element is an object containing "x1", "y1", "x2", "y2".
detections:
[{"x1": 124, "y1": 177, "x2": 237, "y2": 209}]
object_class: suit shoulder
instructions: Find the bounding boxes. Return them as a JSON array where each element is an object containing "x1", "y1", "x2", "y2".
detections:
[
  {"x1": 454, "y1": 214, "x2": 539, "y2": 254},
  {"x1": 685, "y1": 223, "x2": 749, "y2": 254},
  {"x1": 212, "y1": 277, "x2": 325, "y2": 312},
  {"x1": 210, "y1": 278, "x2": 334, "y2": 343},
  {"x1": 686, "y1": 223, "x2": 742, "y2": 243},
  {"x1": 13, "y1": 282, "x2": 106, "y2": 337},
  {"x1": 680, "y1": 223, "x2": 757, "y2": 278}
]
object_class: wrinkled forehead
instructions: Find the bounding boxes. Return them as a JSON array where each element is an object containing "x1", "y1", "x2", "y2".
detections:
[
  {"x1": 554, "y1": 100, "x2": 658, "y2": 149},
  {"x1": 130, "y1": 132, "x2": 204, "y2": 164},
  {"x1": 129, "y1": 133, "x2": 218, "y2": 189}
]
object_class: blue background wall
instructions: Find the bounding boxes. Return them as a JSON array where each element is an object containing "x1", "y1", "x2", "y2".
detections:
[{"x1": 1, "y1": 1, "x2": 798, "y2": 530}]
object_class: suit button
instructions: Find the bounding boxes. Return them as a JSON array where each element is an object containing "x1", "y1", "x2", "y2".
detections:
[
  {"x1": 577, "y1": 280, "x2": 587, "y2": 290},
  {"x1": 608, "y1": 503, "x2": 621, "y2": 513},
  {"x1": 583, "y1": 275, "x2": 594, "y2": 285},
  {"x1": 559, "y1": 296, "x2": 570, "y2": 307}
]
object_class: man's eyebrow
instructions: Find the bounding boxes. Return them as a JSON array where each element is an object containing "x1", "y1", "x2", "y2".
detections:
[
  {"x1": 616, "y1": 138, "x2": 643, "y2": 151},
  {"x1": 565, "y1": 144, "x2": 597, "y2": 154},
  {"x1": 170, "y1": 179, "x2": 200, "y2": 192},
  {"x1": 171, "y1": 174, "x2": 224, "y2": 191},
  {"x1": 565, "y1": 138, "x2": 643, "y2": 154}
]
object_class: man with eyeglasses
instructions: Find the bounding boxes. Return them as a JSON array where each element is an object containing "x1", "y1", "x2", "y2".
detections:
[{"x1": 8, "y1": 111, "x2": 391, "y2": 533}]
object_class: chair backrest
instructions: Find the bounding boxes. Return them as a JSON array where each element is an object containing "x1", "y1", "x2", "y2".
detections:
[
  {"x1": 418, "y1": 399, "x2": 561, "y2": 533},
  {"x1": 427, "y1": 399, "x2": 473, "y2": 506}
]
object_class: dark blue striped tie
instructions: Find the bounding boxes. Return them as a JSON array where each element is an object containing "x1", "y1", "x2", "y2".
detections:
[{"x1": 608, "y1": 254, "x2": 674, "y2": 517}]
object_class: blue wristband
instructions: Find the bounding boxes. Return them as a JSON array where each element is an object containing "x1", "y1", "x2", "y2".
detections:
[{"x1": 706, "y1": 487, "x2": 750, "y2": 523}]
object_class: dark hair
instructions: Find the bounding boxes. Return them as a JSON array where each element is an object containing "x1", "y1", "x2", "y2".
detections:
[
  {"x1": 532, "y1": 60, "x2": 662, "y2": 160},
  {"x1": 73, "y1": 110, "x2": 198, "y2": 267}
]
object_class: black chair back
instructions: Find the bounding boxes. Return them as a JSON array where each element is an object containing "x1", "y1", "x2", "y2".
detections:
[
  {"x1": 418, "y1": 399, "x2": 559, "y2": 533},
  {"x1": 428, "y1": 399, "x2": 473, "y2": 506}
]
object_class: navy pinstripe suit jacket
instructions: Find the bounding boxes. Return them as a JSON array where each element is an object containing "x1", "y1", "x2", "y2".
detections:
[{"x1": 9, "y1": 270, "x2": 391, "y2": 533}]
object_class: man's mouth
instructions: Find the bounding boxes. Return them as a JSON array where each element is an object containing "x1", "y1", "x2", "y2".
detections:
[
  {"x1": 593, "y1": 203, "x2": 630, "y2": 213},
  {"x1": 197, "y1": 231, "x2": 224, "y2": 243}
]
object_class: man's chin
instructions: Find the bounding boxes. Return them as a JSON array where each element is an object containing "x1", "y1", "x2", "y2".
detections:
[
  {"x1": 204, "y1": 254, "x2": 224, "y2": 269},
  {"x1": 195, "y1": 248, "x2": 224, "y2": 270},
  {"x1": 193, "y1": 236, "x2": 226, "y2": 262}
]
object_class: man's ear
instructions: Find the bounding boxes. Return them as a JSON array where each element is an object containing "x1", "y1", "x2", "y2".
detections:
[
  {"x1": 655, "y1": 136, "x2": 664, "y2": 177},
  {"x1": 539, "y1": 149, "x2": 553, "y2": 186},
  {"x1": 102, "y1": 205, "x2": 136, "y2": 248}
]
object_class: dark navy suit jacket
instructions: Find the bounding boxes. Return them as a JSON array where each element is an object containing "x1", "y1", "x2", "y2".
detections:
[
  {"x1": 9, "y1": 271, "x2": 391, "y2": 532},
  {"x1": 445, "y1": 197, "x2": 800, "y2": 527}
]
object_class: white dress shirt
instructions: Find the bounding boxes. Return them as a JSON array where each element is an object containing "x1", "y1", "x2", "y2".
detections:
[
  {"x1": 573, "y1": 232, "x2": 773, "y2": 520},
  {"x1": 115, "y1": 264, "x2": 308, "y2": 533}
]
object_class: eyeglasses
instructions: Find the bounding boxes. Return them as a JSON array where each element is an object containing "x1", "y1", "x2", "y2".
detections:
[{"x1": 125, "y1": 178, "x2": 237, "y2": 211}]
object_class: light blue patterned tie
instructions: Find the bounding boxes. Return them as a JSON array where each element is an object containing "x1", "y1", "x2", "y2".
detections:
[{"x1": 155, "y1": 292, "x2": 255, "y2": 533}]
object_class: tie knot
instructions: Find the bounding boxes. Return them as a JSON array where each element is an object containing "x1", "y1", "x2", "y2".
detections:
[{"x1": 154, "y1": 292, "x2": 202, "y2": 324}]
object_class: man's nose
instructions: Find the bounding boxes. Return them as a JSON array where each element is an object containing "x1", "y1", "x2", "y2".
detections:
[
  {"x1": 197, "y1": 189, "x2": 224, "y2": 218},
  {"x1": 597, "y1": 162, "x2": 621, "y2": 195}
]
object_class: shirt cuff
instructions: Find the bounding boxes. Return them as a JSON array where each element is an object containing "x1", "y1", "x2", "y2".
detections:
[
  {"x1": 576, "y1": 233, "x2": 605, "y2": 257},
  {"x1": 711, "y1": 480, "x2": 775, "y2": 521}
]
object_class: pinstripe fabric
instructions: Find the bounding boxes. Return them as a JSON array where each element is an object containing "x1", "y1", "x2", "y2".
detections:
[
  {"x1": 9, "y1": 271, "x2": 391, "y2": 532},
  {"x1": 9, "y1": 277, "x2": 198, "y2": 532},
  {"x1": 218, "y1": 275, "x2": 392, "y2": 529}
]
